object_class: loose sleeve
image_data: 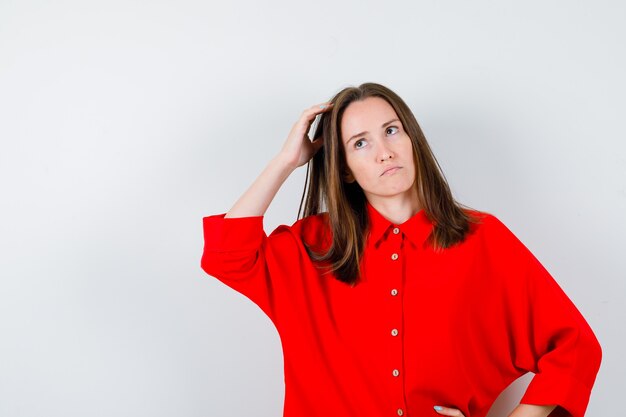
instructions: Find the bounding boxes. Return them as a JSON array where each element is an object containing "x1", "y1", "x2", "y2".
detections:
[
  {"x1": 200, "y1": 213, "x2": 277, "y2": 320},
  {"x1": 200, "y1": 213, "x2": 324, "y2": 323},
  {"x1": 486, "y1": 215, "x2": 602, "y2": 417}
]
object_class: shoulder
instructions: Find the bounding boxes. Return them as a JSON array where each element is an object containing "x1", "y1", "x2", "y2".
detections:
[
  {"x1": 459, "y1": 208, "x2": 518, "y2": 245},
  {"x1": 458, "y1": 207, "x2": 493, "y2": 232},
  {"x1": 461, "y1": 207, "x2": 507, "y2": 230},
  {"x1": 268, "y1": 212, "x2": 332, "y2": 251},
  {"x1": 461, "y1": 209, "x2": 533, "y2": 262}
]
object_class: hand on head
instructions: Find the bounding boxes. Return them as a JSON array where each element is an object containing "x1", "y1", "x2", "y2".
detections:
[{"x1": 278, "y1": 102, "x2": 334, "y2": 169}]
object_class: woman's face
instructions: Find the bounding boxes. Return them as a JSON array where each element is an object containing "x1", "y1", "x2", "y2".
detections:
[{"x1": 340, "y1": 96, "x2": 418, "y2": 206}]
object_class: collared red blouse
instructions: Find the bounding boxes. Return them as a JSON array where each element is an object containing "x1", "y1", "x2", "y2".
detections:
[{"x1": 200, "y1": 202, "x2": 601, "y2": 417}]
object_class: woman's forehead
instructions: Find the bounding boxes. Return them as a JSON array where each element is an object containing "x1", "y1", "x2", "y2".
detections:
[{"x1": 340, "y1": 97, "x2": 399, "y2": 141}]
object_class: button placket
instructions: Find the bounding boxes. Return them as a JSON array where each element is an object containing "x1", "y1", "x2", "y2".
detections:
[{"x1": 386, "y1": 225, "x2": 406, "y2": 416}]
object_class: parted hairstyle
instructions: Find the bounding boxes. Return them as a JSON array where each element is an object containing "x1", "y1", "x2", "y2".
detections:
[{"x1": 298, "y1": 82, "x2": 482, "y2": 286}]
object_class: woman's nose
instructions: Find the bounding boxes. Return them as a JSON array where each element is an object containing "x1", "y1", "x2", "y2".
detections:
[{"x1": 378, "y1": 144, "x2": 394, "y2": 162}]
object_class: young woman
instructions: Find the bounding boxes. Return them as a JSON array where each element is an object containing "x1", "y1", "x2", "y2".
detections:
[{"x1": 200, "y1": 83, "x2": 601, "y2": 417}]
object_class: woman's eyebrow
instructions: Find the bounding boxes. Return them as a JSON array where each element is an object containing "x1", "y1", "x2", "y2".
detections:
[{"x1": 346, "y1": 119, "x2": 400, "y2": 144}]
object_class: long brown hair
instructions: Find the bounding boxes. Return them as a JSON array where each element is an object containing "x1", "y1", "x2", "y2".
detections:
[{"x1": 298, "y1": 82, "x2": 482, "y2": 286}]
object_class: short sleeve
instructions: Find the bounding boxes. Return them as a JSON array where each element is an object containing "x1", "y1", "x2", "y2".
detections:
[{"x1": 485, "y1": 215, "x2": 602, "y2": 417}]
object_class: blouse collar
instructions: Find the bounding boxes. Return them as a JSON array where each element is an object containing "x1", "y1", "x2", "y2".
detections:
[{"x1": 366, "y1": 201, "x2": 434, "y2": 247}]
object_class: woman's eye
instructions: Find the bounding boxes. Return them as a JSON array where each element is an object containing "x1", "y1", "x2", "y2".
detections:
[
  {"x1": 387, "y1": 126, "x2": 399, "y2": 135},
  {"x1": 354, "y1": 139, "x2": 366, "y2": 149}
]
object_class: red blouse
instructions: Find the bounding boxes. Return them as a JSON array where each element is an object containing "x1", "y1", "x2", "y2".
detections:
[{"x1": 200, "y1": 202, "x2": 601, "y2": 417}]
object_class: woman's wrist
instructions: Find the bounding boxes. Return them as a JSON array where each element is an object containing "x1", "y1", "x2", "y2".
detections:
[{"x1": 271, "y1": 153, "x2": 299, "y2": 174}]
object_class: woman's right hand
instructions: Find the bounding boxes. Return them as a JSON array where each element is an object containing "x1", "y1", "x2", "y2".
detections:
[{"x1": 277, "y1": 102, "x2": 334, "y2": 170}]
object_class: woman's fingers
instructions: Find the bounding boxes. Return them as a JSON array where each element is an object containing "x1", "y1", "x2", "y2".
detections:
[
  {"x1": 433, "y1": 405, "x2": 465, "y2": 417},
  {"x1": 288, "y1": 102, "x2": 333, "y2": 144},
  {"x1": 306, "y1": 102, "x2": 332, "y2": 146},
  {"x1": 279, "y1": 101, "x2": 334, "y2": 168},
  {"x1": 309, "y1": 101, "x2": 334, "y2": 113},
  {"x1": 301, "y1": 102, "x2": 333, "y2": 122},
  {"x1": 301, "y1": 102, "x2": 333, "y2": 132}
]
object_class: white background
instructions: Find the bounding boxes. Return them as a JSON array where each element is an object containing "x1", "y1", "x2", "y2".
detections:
[{"x1": 0, "y1": 1, "x2": 624, "y2": 416}]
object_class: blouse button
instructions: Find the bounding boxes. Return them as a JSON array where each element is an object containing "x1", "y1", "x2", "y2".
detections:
[
  {"x1": 390, "y1": 288, "x2": 398, "y2": 296},
  {"x1": 397, "y1": 409, "x2": 404, "y2": 416},
  {"x1": 392, "y1": 227, "x2": 400, "y2": 234},
  {"x1": 391, "y1": 253, "x2": 399, "y2": 260},
  {"x1": 391, "y1": 328, "x2": 399, "y2": 336},
  {"x1": 392, "y1": 369, "x2": 400, "y2": 377}
]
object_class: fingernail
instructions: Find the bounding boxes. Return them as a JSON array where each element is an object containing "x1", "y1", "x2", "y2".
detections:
[
  {"x1": 319, "y1": 105, "x2": 327, "y2": 109},
  {"x1": 434, "y1": 406, "x2": 443, "y2": 411}
]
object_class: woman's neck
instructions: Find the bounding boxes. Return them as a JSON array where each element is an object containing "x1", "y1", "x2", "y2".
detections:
[{"x1": 367, "y1": 193, "x2": 421, "y2": 225}]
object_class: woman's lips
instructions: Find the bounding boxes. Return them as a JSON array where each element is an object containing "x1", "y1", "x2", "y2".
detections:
[{"x1": 381, "y1": 166, "x2": 402, "y2": 176}]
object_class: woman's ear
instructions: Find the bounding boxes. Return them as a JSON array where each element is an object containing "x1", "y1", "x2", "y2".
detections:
[{"x1": 343, "y1": 169, "x2": 355, "y2": 183}]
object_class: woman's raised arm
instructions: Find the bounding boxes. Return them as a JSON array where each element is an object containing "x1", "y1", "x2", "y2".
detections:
[{"x1": 224, "y1": 102, "x2": 333, "y2": 218}]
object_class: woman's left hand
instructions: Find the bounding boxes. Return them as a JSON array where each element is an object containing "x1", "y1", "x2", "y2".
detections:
[{"x1": 434, "y1": 405, "x2": 466, "y2": 417}]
